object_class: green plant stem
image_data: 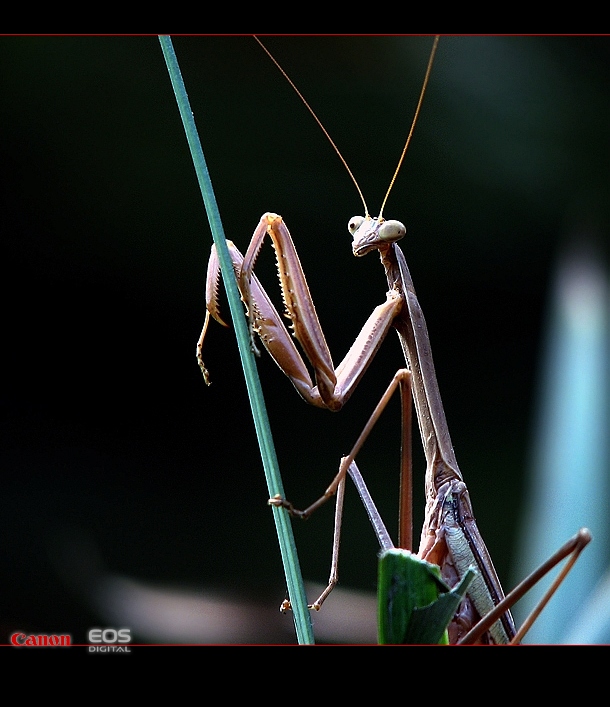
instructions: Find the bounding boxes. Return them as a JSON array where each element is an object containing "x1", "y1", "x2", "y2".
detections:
[{"x1": 158, "y1": 35, "x2": 313, "y2": 645}]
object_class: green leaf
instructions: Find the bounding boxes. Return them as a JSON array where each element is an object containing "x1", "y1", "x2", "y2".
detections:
[{"x1": 378, "y1": 549, "x2": 475, "y2": 644}]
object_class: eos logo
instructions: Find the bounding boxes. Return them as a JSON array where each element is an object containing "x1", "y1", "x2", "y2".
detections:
[{"x1": 88, "y1": 628, "x2": 132, "y2": 653}]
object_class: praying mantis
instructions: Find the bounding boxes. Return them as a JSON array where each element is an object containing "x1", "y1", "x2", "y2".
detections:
[{"x1": 198, "y1": 36, "x2": 591, "y2": 643}]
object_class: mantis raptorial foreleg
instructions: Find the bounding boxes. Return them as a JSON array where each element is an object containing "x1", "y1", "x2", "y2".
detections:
[{"x1": 199, "y1": 212, "x2": 404, "y2": 415}]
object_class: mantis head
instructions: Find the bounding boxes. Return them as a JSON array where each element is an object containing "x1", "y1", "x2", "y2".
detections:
[{"x1": 349, "y1": 215, "x2": 407, "y2": 257}]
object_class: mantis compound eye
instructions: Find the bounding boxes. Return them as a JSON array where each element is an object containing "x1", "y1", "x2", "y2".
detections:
[
  {"x1": 378, "y1": 220, "x2": 406, "y2": 243},
  {"x1": 348, "y1": 215, "x2": 365, "y2": 235}
]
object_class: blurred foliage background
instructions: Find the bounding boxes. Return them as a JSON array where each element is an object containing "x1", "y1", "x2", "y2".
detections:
[{"x1": 1, "y1": 35, "x2": 609, "y2": 644}]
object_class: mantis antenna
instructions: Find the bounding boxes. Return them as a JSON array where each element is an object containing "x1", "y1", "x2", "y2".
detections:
[
  {"x1": 378, "y1": 35, "x2": 439, "y2": 219},
  {"x1": 253, "y1": 35, "x2": 441, "y2": 220}
]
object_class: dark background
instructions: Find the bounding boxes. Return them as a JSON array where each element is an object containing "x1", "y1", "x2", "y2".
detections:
[{"x1": 1, "y1": 35, "x2": 608, "y2": 644}]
